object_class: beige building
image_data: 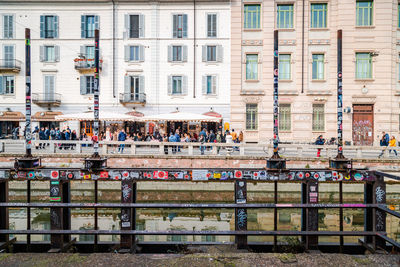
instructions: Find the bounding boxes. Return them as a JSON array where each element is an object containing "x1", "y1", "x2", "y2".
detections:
[{"x1": 231, "y1": 0, "x2": 399, "y2": 145}]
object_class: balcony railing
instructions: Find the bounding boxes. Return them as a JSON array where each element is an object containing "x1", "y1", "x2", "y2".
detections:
[
  {"x1": 0, "y1": 59, "x2": 22, "y2": 72},
  {"x1": 32, "y1": 93, "x2": 61, "y2": 106},
  {"x1": 74, "y1": 58, "x2": 103, "y2": 71},
  {"x1": 119, "y1": 93, "x2": 146, "y2": 104}
]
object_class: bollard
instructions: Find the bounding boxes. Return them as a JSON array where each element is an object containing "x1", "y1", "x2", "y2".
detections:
[
  {"x1": 235, "y1": 180, "x2": 247, "y2": 249},
  {"x1": 301, "y1": 180, "x2": 319, "y2": 250},
  {"x1": 120, "y1": 179, "x2": 137, "y2": 253},
  {"x1": 0, "y1": 180, "x2": 8, "y2": 245}
]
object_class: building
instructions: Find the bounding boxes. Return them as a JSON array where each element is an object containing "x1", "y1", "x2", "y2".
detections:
[
  {"x1": 231, "y1": 0, "x2": 399, "y2": 145},
  {"x1": 0, "y1": 0, "x2": 230, "y2": 137}
]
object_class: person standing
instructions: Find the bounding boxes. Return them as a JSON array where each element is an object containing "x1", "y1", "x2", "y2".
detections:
[
  {"x1": 118, "y1": 129, "x2": 127, "y2": 153},
  {"x1": 378, "y1": 131, "x2": 390, "y2": 158},
  {"x1": 315, "y1": 135, "x2": 325, "y2": 158},
  {"x1": 389, "y1": 135, "x2": 398, "y2": 157},
  {"x1": 231, "y1": 129, "x2": 237, "y2": 143},
  {"x1": 168, "y1": 132, "x2": 177, "y2": 154}
]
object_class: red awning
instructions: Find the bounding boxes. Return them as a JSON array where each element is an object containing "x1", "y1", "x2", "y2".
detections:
[
  {"x1": 202, "y1": 111, "x2": 222, "y2": 118},
  {"x1": 126, "y1": 111, "x2": 144, "y2": 117}
]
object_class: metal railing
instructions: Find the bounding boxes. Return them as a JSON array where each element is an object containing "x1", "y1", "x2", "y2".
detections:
[
  {"x1": 32, "y1": 93, "x2": 61, "y2": 106},
  {"x1": 119, "y1": 93, "x2": 146, "y2": 104},
  {"x1": 0, "y1": 168, "x2": 399, "y2": 253},
  {"x1": 0, "y1": 59, "x2": 22, "y2": 71},
  {"x1": 74, "y1": 59, "x2": 102, "y2": 70}
]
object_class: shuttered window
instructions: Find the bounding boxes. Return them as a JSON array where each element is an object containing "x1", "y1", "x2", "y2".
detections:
[
  {"x1": 3, "y1": 15, "x2": 14, "y2": 39},
  {"x1": 1, "y1": 76, "x2": 15, "y2": 95},
  {"x1": 172, "y1": 14, "x2": 188, "y2": 38},
  {"x1": 311, "y1": 3, "x2": 327, "y2": 28},
  {"x1": 80, "y1": 76, "x2": 95, "y2": 95},
  {"x1": 312, "y1": 104, "x2": 325, "y2": 131},
  {"x1": 44, "y1": 75, "x2": 55, "y2": 99},
  {"x1": 246, "y1": 104, "x2": 258, "y2": 130},
  {"x1": 279, "y1": 104, "x2": 291, "y2": 131},
  {"x1": 202, "y1": 45, "x2": 223, "y2": 62},
  {"x1": 81, "y1": 15, "x2": 99, "y2": 38},
  {"x1": 168, "y1": 75, "x2": 187, "y2": 95},
  {"x1": 277, "y1": 4, "x2": 293, "y2": 29},
  {"x1": 40, "y1": 15, "x2": 58, "y2": 38},
  {"x1": 356, "y1": 1, "x2": 373, "y2": 26},
  {"x1": 244, "y1": 4, "x2": 261, "y2": 29},
  {"x1": 202, "y1": 75, "x2": 217, "y2": 95},
  {"x1": 207, "y1": 14, "x2": 217, "y2": 37}
]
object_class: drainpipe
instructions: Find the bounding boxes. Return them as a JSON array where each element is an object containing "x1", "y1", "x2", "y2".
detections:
[
  {"x1": 301, "y1": 0, "x2": 305, "y2": 94},
  {"x1": 112, "y1": 0, "x2": 116, "y2": 98},
  {"x1": 193, "y1": 0, "x2": 196, "y2": 98}
]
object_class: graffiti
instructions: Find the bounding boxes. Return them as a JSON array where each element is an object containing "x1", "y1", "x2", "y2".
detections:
[
  {"x1": 50, "y1": 210, "x2": 61, "y2": 228},
  {"x1": 50, "y1": 186, "x2": 59, "y2": 197},
  {"x1": 236, "y1": 209, "x2": 247, "y2": 230},
  {"x1": 121, "y1": 209, "x2": 130, "y2": 228},
  {"x1": 352, "y1": 119, "x2": 373, "y2": 146},
  {"x1": 122, "y1": 184, "x2": 132, "y2": 201},
  {"x1": 376, "y1": 210, "x2": 385, "y2": 231},
  {"x1": 375, "y1": 186, "x2": 385, "y2": 203}
]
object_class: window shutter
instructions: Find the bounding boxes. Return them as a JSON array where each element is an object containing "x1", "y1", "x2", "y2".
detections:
[
  {"x1": 202, "y1": 45, "x2": 207, "y2": 62},
  {"x1": 139, "y1": 45, "x2": 145, "y2": 61},
  {"x1": 54, "y1": 16, "x2": 59, "y2": 38},
  {"x1": 94, "y1": 15, "x2": 99, "y2": 30},
  {"x1": 168, "y1": 76, "x2": 172, "y2": 95},
  {"x1": 212, "y1": 75, "x2": 217, "y2": 94},
  {"x1": 0, "y1": 77, "x2": 3, "y2": 95},
  {"x1": 172, "y1": 15, "x2": 177, "y2": 38},
  {"x1": 80, "y1": 76, "x2": 86, "y2": 95},
  {"x1": 168, "y1": 45, "x2": 172, "y2": 62},
  {"x1": 202, "y1": 76, "x2": 207, "y2": 95},
  {"x1": 40, "y1": 46, "x2": 44, "y2": 62},
  {"x1": 217, "y1": 45, "x2": 223, "y2": 62},
  {"x1": 182, "y1": 46, "x2": 187, "y2": 62},
  {"x1": 49, "y1": 76, "x2": 55, "y2": 94},
  {"x1": 80, "y1": 45, "x2": 85, "y2": 58},
  {"x1": 124, "y1": 14, "x2": 129, "y2": 39},
  {"x1": 139, "y1": 75, "x2": 144, "y2": 94},
  {"x1": 182, "y1": 14, "x2": 188, "y2": 38},
  {"x1": 139, "y1": 14, "x2": 145, "y2": 38},
  {"x1": 81, "y1": 16, "x2": 85, "y2": 38},
  {"x1": 124, "y1": 46, "x2": 129, "y2": 61},
  {"x1": 44, "y1": 76, "x2": 49, "y2": 94},
  {"x1": 214, "y1": 14, "x2": 217, "y2": 37},
  {"x1": 4, "y1": 16, "x2": 9, "y2": 38},
  {"x1": 182, "y1": 76, "x2": 188, "y2": 95},
  {"x1": 40, "y1": 15, "x2": 45, "y2": 38},
  {"x1": 124, "y1": 76, "x2": 130, "y2": 94},
  {"x1": 55, "y1": 46, "x2": 60, "y2": 62}
]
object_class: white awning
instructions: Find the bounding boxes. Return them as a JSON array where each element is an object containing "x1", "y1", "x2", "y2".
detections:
[
  {"x1": 55, "y1": 111, "x2": 139, "y2": 122},
  {"x1": 141, "y1": 112, "x2": 221, "y2": 122}
]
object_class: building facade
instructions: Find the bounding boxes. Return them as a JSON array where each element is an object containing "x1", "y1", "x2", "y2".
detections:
[
  {"x1": 231, "y1": 0, "x2": 399, "y2": 145},
  {"x1": 0, "y1": 0, "x2": 230, "y2": 136}
]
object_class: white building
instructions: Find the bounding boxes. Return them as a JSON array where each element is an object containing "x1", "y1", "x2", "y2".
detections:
[{"x1": 0, "y1": 0, "x2": 231, "y2": 136}]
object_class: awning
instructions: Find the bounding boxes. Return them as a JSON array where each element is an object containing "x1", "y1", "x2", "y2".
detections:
[
  {"x1": 141, "y1": 111, "x2": 221, "y2": 122},
  {"x1": 0, "y1": 111, "x2": 25, "y2": 121},
  {"x1": 202, "y1": 111, "x2": 222, "y2": 118},
  {"x1": 32, "y1": 111, "x2": 63, "y2": 121},
  {"x1": 55, "y1": 111, "x2": 139, "y2": 122},
  {"x1": 125, "y1": 111, "x2": 144, "y2": 117}
]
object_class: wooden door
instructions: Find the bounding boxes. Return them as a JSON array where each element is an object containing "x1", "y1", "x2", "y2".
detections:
[
  {"x1": 352, "y1": 104, "x2": 374, "y2": 146},
  {"x1": 80, "y1": 121, "x2": 93, "y2": 137}
]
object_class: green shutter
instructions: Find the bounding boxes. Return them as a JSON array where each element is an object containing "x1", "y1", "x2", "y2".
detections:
[{"x1": 40, "y1": 15, "x2": 45, "y2": 38}]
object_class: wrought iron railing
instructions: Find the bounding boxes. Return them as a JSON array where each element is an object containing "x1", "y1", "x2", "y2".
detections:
[
  {"x1": 32, "y1": 93, "x2": 61, "y2": 105},
  {"x1": 119, "y1": 93, "x2": 146, "y2": 104},
  {"x1": 0, "y1": 59, "x2": 22, "y2": 71}
]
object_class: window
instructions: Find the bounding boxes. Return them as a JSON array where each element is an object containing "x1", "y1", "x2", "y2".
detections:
[
  {"x1": 398, "y1": 4, "x2": 400, "y2": 28},
  {"x1": 0, "y1": 76, "x2": 15, "y2": 95},
  {"x1": 80, "y1": 76, "x2": 95, "y2": 95},
  {"x1": 173, "y1": 46, "x2": 182, "y2": 61},
  {"x1": 202, "y1": 75, "x2": 217, "y2": 95},
  {"x1": 356, "y1": 1, "x2": 373, "y2": 26},
  {"x1": 277, "y1": 4, "x2": 294, "y2": 29},
  {"x1": 312, "y1": 54, "x2": 324, "y2": 80},
  {"x1": 125, "y1": 14, "x2": 144, "y2": 38},
  {"x1": 202, "y1": 45, "x2": 223, "y2": 62},
  {"x1": 3, "y1": 15, "x2": 14, "y2": 39},
  {"x1": 207, "y1": 14, "x2": 217, "y2": 37},
  {"x1": 246, "y1": 104, "x2": 258, "y2": 130},
  {"x1": 45, "y1": 46, "x2": 55, "y2": 62},
  {"x1": 172, "y1": 14, "x2": 188, "y2": 38},
  {"x1": 246, "y1": 54, "x2": 258, "y2": 80},
  {"x1": 244, "y1": 4, "x2": 261, "y2": 29},
  {"x1": 311, "y1": 3, "x2": 327, "y2": 28},
  {"x1": 355, "y1": 52, "x2": 372, "y2": 79},
  {"x1": 3, "y1": 45, "x2": 14, "y2": 67},
  {"x1": 168, "y1": 75, "x2": 187, "y2": 95},
  {"x1": 168, "y1": 45, "x2": 187, "y2": 62},
  {"x1": 279, "y1": 104, "x2": 291, "y2": 131},
  {"x1": 39, "y1": 46, "x2": 59, "y2": 62},
  {"x1": 85, "y1": 46, "x2": 94, "y2": 67},
  {"x1": 279, "y1": 54, "x2": 291, "y2": 80},
  {"x1": 44, "y1": 75, "x2": 55, "y2": 99},
  {"x1": 124, "y1": 76, "x2": 144, "y2": 101},
  {"x1": 40, "y1": 15, "x2": 58, "y2": 38},
  {"x1": 312, "y1": 104, "x2": 325, "y2": 131},
  {"x1": 172, "y1": 76, "x2": 182, "y2": 94},
  {"x1": 81, "y1": 15, "x2": 99, "y2": 38},
  {"x1": 124, "y1": 45, "x2": 144, "y2": 62}
]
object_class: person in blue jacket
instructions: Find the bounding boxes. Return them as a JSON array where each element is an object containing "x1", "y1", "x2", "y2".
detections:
[
  {"x1": 118, "y1": 129, "x2": 127, "y2": 153},
  {"x1": 378, "y1": 131, "x2": 390, "y2": 158}
]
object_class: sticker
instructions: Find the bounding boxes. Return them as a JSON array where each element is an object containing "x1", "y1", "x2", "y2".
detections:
[
  {"x1": 296, "y1": 172, "x2": 304, "y2": 179},
  {"x1": 130, "y1": 172, "x2": 139, "y2": 179},
  {"x1": 243, "y1": 171, "x2": 252, "y2": 179},
  {"x1": 83, "y1": 174, "x2": 91, "y2": 180},
  {"x1": 354, "y1": 173, "x2": 363, "y2": 181},
  {"x1": 99, "y1": 171, "x2": 109, "y2": 178},
  {"x1": 192, "y1": 170, "x2": 209, "y2": 181},
  {"x1": 66, "y1": 172, "x2": 75, "y2": 179},
  {"x1": 213, "y1": 172, "x2": 221, "y2": 179},
  {"x1": 51, "y1": 170, "x2": 59, "y2": 180},
  {"x1": 172, "y1": 172, "x2": 183, "y2": 179},
  {"x1": 59, "y1": 171, "x2": 67, "y2": 179},
  {"x1": 121, "y1": 222, "x2": 131, "y2": 228},
  {"x1": 50, "y1": 197, "x2": 61, "y2": 202},
  {"x1": 18, "y1": 171, "x2": 26, "y2": 179},
  {"x1": 310, "y1": 192, "x2": 318, "y2": 197},
  {"x1": 27, "y1": 171, "x2": 35, "y2": 179},
  {"x1": 153, "y1": 171, "x2": 168, "y2": 179},
  {"x1": 234, "y1": 171, "x2": 243, "y2": 179},
  {"x1": 122, "y1": 171, "x2": 130, "y2": 180}
]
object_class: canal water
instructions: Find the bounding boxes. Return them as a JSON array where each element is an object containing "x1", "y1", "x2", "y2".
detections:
[{"x1": 7, "y1": 181, "x2": 400, "y2": 245}]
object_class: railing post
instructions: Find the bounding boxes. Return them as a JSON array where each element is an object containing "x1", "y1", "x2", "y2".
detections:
[
  {"x1": 101, "y1": 142, "x2": 107, "y2": 155},
  {"x1": 235, "y1": 180, "x2": 247, "y2": 249},
  {"x1": 239, "y1": 143, "x2": 245, "y2": 156},
  {"x1": 373, "y1": 175, "x2": 386, "y2": 250},
  {"x1": 49, "y1": 174, "x2": 65, "y2": 252},
  {"x1": 49, "y1": 141, "x2": 55, "y2": 154},
  {"x1": 301, "y1": 180, "x2": 319, "y2": 250},
  {"x1": 188, "y1": 143, "x2": 193, "y2": 156},
  {"x1": 159, "y1": 143, "x2": 164, "y2": 155},
  {"x1": 131, "y1": 144, "x2": 136, "y2": 155},
  {"x1": 120, "y1": 179, "x2": 136, "y2": 253},
  {"x1": 364, "y1": 181, "x2": 374, "y2": 244},
  {"x1": 0, "y1": 180, "x2": 8, "y2": 245},
  {"x1": 298, "y1": 146, "x2": 303, "y2": 158}
]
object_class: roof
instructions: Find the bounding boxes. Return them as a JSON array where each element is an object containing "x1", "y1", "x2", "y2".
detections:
[
  {"x1": 55, "y1": 111, "x2": 139, "y2": 122},
  {"x1": 141, "y1": 111, "x2": 221, "y2": 122}
]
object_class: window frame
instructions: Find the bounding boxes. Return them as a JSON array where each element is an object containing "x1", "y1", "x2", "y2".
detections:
[
  {"x1": 129, "y1": 45, "x2": 140, "y2": 62},
  {"x1": 3, "y1": 14, "x2": 14, "y2": 39},
  {"x1": 279, "y1": 103, "x2": 291, "y2": 132},
  {"x1": 356, "y1": 0, "x2": 373, "y2": 27},
  {"x1": 277, "y1": 4, "x2": 294, "y2": 29},
  {"x1": 172, "y1": 76, "x2": 183, "y2": 95},
  {"x1": 311, "y1": 53, "x2": 325, "y2": 81},
  {"x1": 172, "y1": 14, "x2": 188, "y2": 38},
  {"x1": 206, "y1": 45, "x2": 217, "y2": 62},
  {"x1": 172, "y1": 45, "x2": 183, "y2": 62},
  {"x1": 85, "y1": 75, "x2": 95, "y2": 94},
  {"x1": 204, "y1": 75, "x2": 217, "y2": 95},
  {"x1": 310, "y1": 3, "x2": 328, "y2": 29},
  {"x1": 207, "y1": 13, "x2": 217, "y2": 38},
  {"x1": 3, "y1": 75, "x2": 15, "y2": 95},
  {"x1": 246, "y1": 103, "x2": 258, "y2": 131},
  {"x1": 312, "y1": 103, "x2": 325, "y2": 132},
  {"x1": 129, "y1": 14, "x2": 140, "y2": 38},
  {"x1": 44, "y1": 45, "x2": 55, "y2": 62},
  {"x1": 278, "y1": 53, "x2": 292, "y2": 81},
  {"x1": 243, "y1": 4, "x2": 261, "y2": 30},
  {"x1": 245, "y1": 53, "x2": 259, "y2": 81},
  {"x1": 355, "y1": 52, "x2": 372, "y2": 79},
  {"x1": 44, "y1": 15, "x2": 56, "y2": 38}
]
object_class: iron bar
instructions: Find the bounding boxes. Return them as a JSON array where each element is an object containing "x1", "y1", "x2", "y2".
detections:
[
  {"x1": 336, "y1": 30, "x2": 344, "y2": 158},
  {"x1": 25, "y1": 28, "x2": 32, "y2": 157},
  {"x1": 27, "y1": 180, "x2": 31, "y2": 251},
  {"x1": 93, "y1": 29, "x2": 100, "y2": 157},
  {"x1": 273, "y1": 181, "x2": 278, "y2": 251},
  {"x1": 339, "y1": 181, "x2": 343, "y2": 252},
  {"x1": 94, "y1": 180, "x2": 98, "y2": 251},
  {"x1": 272, "y1": 30, "x2": 279, "y2": 158}
]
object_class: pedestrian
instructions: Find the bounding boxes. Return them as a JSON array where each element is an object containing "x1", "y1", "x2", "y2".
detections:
[
  {"x1": 199, "y1": 133, "x2": 205, "y2": 155},
  {"x1": 168, "y1": 132, "x2": 177, "y2": 154},
  {"x1": 239, "y1": 131, "x2": 244, "y2": 143},
  {"x1": 378, "y1": 131, "x2": 390, "y2": 158},
  {"x1": 389, "y1": 135, "x2": 398, "y2": 157},
  {"x1": 231, "y1": 129, "x2": 237, "y2": 143},
  {"x1": 12, "y1": 126, "x2": 19, "y2": 140},
  {"x1": 118, "y1": 129, "x2": 127, "y2": 153},
  {"x1": 163, "y1": 134, "x2": 169, "y2": 154},
  {"x1": 315, "y1": 135, "x2": 325, "y2": 158},
  {"x1": 50, "y1": 127, "x2": 56, "y2": 140},
  {"x1": 216, "y1": 131, "x2": 222, "y2": 154},
  {"x1": 38, "y1": 127, "x2": 45, "y2": 149}
]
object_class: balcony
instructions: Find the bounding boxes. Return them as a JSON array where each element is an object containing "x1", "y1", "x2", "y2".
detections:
[
  {"x1": 74, "y1": 58, "x2": 103, "y2": 72},
  {"x1": 119, "y1": 93, "x2": 146, "y2": 105},
  {"x1": 0, "y1": 59, "x2": 22, "y2": 72},
  {"x1": 32, "y1": 93, "x2": 61, "y2": 107}
]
